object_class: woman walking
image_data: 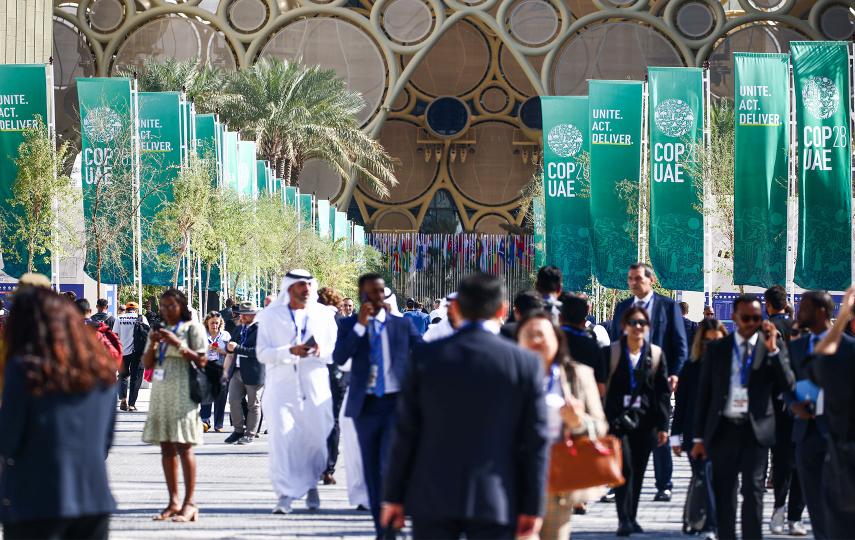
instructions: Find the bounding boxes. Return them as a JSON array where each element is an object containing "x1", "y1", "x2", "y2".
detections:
[
  {"x1": 200, "y1": 311, "x2": 230, "y2": 433},
  {"x1": 0, "y1": 285, "x2": 117, "y2": 539},
  {"x1": 141, "y1": 289, "x2": 208, "y2": 523},
  {"x1": 603, "y1": 306, "x2": 671, "y2": 537},
  {"x1": 516, "y1": 310, "x2": 607, "y2": 539}
]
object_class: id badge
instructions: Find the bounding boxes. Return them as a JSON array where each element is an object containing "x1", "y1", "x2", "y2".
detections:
[
  {"x1": 153, "y1": 368, "x2": 165, "y2": 382},
  {"x1": 623, "y1": 395, "x2": 641, "y2": 409},
  {"x1": 367, "y1": 364, "x2": 378, "y2": 389},
  {"x1": 731, "y1": 387, "x2": 749, "y2": 414}
]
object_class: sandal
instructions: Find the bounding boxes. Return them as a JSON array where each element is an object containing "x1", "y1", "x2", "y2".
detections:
[
  {"x1": 153, "y1": 505, "x2": 180, "y2": 521},
  {"x1": 172, "y1": 504, "x2": 199, "y2": 522}
]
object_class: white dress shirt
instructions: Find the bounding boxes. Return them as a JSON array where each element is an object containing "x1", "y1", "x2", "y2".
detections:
[
  {"x1": 725, "y1": 332, "x2": 758, "y2": 418},
  {"x1": 353, "y1": 309, "x2": 399, "y2": 394}
]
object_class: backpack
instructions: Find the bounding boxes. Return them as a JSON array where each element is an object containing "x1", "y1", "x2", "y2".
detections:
[
  {"x1": 131, "y1": 315, "x2": 150, "y2": 359},
  {"x1": 98, "y1": 323, "x2": 124, "y2": 368},
  {"x1": 605, "y1": 341, "x2": 662, "y2": 395}
]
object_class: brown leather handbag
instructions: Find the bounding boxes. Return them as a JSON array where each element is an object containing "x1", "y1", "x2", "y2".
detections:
[{"x1": 547, "y1": 431, "x2": 625, "y2": 493}]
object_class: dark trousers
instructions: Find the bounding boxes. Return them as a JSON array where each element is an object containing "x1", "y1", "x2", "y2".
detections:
[
  {"x1": 823, "y1": 445, "x2": 855, "y2": 540},
  {"x1": 771, "y1": 411, "x2": 805, "y2": 521},
  {"x1": 354, "y1": 393, "x2": 398, "y2": 534},
  {"x1": 689, "y1": 456, "x2": 717, "y2": 532},
  {"x1": 709, "y1": 420, "x2": 767, "y2": 540},
  {"x1": 795, "y1": 426, "x2": 828, "y2": 539},
  {"x1": 412, "y1": 517, "x2": 515, "y2": 540},
  {"x1": 3, "y1": 513, "x2": 109, "y2": 540},
  {"x1": 117, "y1": 354, "x2": 143, "y2": 405},
  {"x1": 615, "y1": 427, "x2": 656, "y2": 525},
  {"x1": 325, "y1": 366, "x2": 346, "y2": 475},
  {"x1": 653, "y1": 443, "x2": 673, "y2": 491},
  {"x1": 200, "y1": 384, "x2": 228, "y2": 429}
]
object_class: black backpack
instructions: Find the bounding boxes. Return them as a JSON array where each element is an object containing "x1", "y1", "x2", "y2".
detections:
[{"x1": 132, "y1": 315, "x2": 150, "y2": 358}]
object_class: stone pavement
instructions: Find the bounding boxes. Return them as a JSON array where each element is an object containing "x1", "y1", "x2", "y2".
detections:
[{"x1": 108, "y1": 390, "x2": 812, "y2": 539}]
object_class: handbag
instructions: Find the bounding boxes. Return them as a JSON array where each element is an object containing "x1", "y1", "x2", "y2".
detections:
[
  {"x1": 682, "y1": 460, "x2": 711, "y2": 533},
  {"x1": 547, "y1": 365, "x2": 625, "y2": 494},
  {"x1": 186, "y1": 324, "x2": 227, "y2": 404}
]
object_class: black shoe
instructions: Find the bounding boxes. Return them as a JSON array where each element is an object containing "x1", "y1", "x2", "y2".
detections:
[
  {"x1": 616, "y1": 521, "x2": 634, "y2": 537},
  {"x1": 356, "y1": 504, "x2": 370, "y2": 511},
  {"x1": 224, "y1": 431, "x2": 244, "y2": 444},
  {"x1": 653, "y1": 489, "x2": 672, "y2": 502},
  {"x1": 600, "y1": 488, "x2": 616, "y2": 503},
  {"x1": 632, "y1": 521, "x2": 644, "y2": 533}
]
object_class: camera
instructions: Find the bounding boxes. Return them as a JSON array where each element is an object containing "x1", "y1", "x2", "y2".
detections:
[
  {"x1": 614, "y1": 410, "x2": 640, "y2": 433},
  {"x1": 151, "y1": 319, "x2": 165, "y2": 332}
]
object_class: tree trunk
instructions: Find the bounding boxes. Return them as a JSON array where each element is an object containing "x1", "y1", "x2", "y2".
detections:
[
  {"x1": 204, "y1": 261, "x2": 212, "y2": 314},
  {"x1": 27, "y1": 239, "x2": 34, "y2": 274},
  {"x1": 284, "y1": 160, "x2": 293, "y2": 187},
  {"x1": 173, "y1": 235, "x2": 189, "y2": 289}
]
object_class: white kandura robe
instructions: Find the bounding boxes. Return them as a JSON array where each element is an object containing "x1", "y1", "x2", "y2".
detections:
[
  {"x1": 257, "y1": 302, "x2": 338, "y2": 499},
  {"x1": 339, "y1": 360, "x2": 370, "y2": 508}
]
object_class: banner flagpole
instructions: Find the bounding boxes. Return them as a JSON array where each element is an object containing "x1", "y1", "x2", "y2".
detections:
[
  {"x1": 46, "y1": 62, "x2": 61, "y2": 291},
  {"x1": 702, "y1": 61, "x2": 712, "y2": 307},
  {"x1": 639, "y1": 78, "x2": 649, "y2": 263},
  {"x1": 849, "y1": 42, "x2": 855, "y2": 288},
  {"x1": 131, "y1": 78, "x2": 143, "y2": 307},
  {"x1": 786, "y1": 61, "x2": 797, "y2": 305}
]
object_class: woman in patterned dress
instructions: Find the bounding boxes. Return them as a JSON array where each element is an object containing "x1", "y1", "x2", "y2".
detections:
[{"x1": 140, "y1": 289, "x2": 207, "y2": 523}]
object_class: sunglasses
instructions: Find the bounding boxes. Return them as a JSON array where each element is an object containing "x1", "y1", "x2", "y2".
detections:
[
  {"x1": 627, "y1": 319, "x2": 649, "y2": 328},
  {"x1": 740, "y1": 315, "x2": 762, "y2": 323}
]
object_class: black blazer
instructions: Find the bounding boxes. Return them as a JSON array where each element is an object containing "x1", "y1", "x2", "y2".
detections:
[
  {"x1": 603, "y1": 341, "x2": 672, "y2": 433},
  {"x1": 809, "y1": 334, "x2": 855, "y2": 443},
  {"x1": 786, "y1": 335, "x2": 828, "y2": 442},
  {"x1": 693, "y1": 334, "x2": 794, "y2": 448},
  {"x1": 612, "y1": 293, "x2": 688, "y2": 376},
  {"x1": 0, "y1": 356, "x2": 117, "y2": 524},
  {"x1": 564, "y1": 329, "x2": 606, "y2": 384},
  {"x1": 383, "y1": 325, "x2": 549, "y2": 523},
  {"x1": 672, "y1": 359, "x2": 703, "y2": 451},
  {"x1": 233, "y1": 322, "x2": 264, "y2": 385}
]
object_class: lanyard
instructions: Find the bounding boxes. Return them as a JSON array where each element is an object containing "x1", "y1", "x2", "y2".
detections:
[
  {"x1": 545, "y1": 363, "x2": 561, "y2": 393},
  {"x1": 158, "y1": 323, "x2": 182, "y2": 366},
  {"x1": 733, "y1": 337, "x2": 757, "y2": 386},
  {"x1": 561, "y1": 325, "x2": 588, "y2": 337},
  {"x1": 208, "y1": 332, "x2": 221, "y2": 345},
  {"x1": 623, "y1": 343, "x2": 647, "y2": 392},
  {"x1": 288, "y1": 307, "x2": 309, "y2": 344},
  {"x1": 371, "y1": 317, "x2": 387, "y2": 337}
]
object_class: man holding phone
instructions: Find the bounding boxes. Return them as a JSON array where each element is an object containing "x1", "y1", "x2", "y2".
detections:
[{"x1": 256, "y1": 269, "x2": 339, "y2": 515}]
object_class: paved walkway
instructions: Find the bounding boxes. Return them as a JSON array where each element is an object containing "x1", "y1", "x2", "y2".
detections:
[{"x1": 108, "y1": 390, "x2": 811, "y2": 539}]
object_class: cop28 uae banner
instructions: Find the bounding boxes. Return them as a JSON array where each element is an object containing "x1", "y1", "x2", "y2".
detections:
[
  {"x1": 0, "y1": 64, "x2": 50, "y2": 277},
  {"x1": 77, "y1": 77, "x2": 136, "y2": 284},
  {"x1": 733, "y1": 53, "x2": 789, "y2": 288},
  {"x1": 588, "y1": 81, "x2": 643, "y2": 289},
  {"x1": 139, "y1": 91, "x2": 182, "y2": 286},
  {"x1": 648, "y1": 67, "x2": 705, "y2": 291},
  {"x1": 791, "y1": 41, "x2": 852, "y2": 291},
  {"x1": 540, "y1": 96, "x2": 591, "y2": 291}
]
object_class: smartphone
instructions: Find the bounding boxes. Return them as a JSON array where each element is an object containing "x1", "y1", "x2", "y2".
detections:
[{"x1": 303, "y1": 336, "x2": 318, "y2": 349}]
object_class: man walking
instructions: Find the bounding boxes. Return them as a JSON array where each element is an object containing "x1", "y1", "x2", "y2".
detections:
[
  {"x1": 692, "y1": 294, "x2": 795, "y2": 540},
  {"x1": 381, "y1": 273, "x2": 549, "y2": 539},
  {"x1": 680, "y1": 301, "x2": 698, "y2": 347},
  {"x1": 256, "y1": 270, "x2": 339, "y2": 514},
  {"x1": 402, "y1": 297, "x2": 430, "y2": 334},
  {"x1": 91, "y1": 298, "x2": 115, "y2": 329},
  {"x1": 114, "y1": 301, "x2": 149, "y2": 411},
  {"x1": 333, "y1": 273, "x2": 422, "y2": 534},
  {"x1": 225, "y1": 301, "x2": 264, "y2": 444},
  {"x1": 612, "y1": 263, "x2": 688, "y2": 502}
]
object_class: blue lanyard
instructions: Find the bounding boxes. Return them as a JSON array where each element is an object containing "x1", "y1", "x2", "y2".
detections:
[
  {"x1": 545, "y1": 363, "x2": 561, "y2": 393},
  {"x1": 288, "y1": 308, "x2": 309, "y2": 344},
  {"x1": 371, "y1": 318, "x2": 387, "y2": 336},
  {"x1": 158, "y1": 323, "x2": 182, "y2": 366},
  {"x1": 561, "y1": 325, "x2": 588, "y2": 337},
  {"x1": 733, "y1": 337, "x2": 757, "y2": 386},
  {"x1": 624, "y1": 343, "x2": 647, "y2": 392}
]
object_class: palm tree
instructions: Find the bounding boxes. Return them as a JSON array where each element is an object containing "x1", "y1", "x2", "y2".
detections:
[
  {"x1": 221, "y1": 58, "x2": 397, "y2": 197},
  {"x1": 117, "y1": 58, "x2": 234, "y2": 115}
]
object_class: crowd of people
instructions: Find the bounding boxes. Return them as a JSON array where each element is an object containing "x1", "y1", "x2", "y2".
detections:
[{"x1": 0, "y1": 264, "x2": 854, "y2": 540}]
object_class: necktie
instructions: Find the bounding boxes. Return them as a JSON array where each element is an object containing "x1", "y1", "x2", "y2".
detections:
[
  {"x1": 810, "y1": 335, "x2": 820, "y2": 354},
  {"x1": 370, "y1": 320, "x2": 386, "y2": 396}
]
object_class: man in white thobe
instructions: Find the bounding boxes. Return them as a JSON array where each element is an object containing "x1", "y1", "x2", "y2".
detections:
[{"x1": 256, "y1": 269, "x2": 338, "y2": 514}]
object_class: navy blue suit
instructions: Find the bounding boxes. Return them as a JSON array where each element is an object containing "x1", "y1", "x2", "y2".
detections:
[
  {"x1": 384, "y1": 324, "x2": 548, "y2": 539},
  {"x1": 612, "y1": 293, "x2": 688, "y2": 493},
  {"x1": 333, "y1": 312, "x2": 422, "y2": 532},
  {"x1": 0, "y1": 356, "x2": 117, "y2": 526}
]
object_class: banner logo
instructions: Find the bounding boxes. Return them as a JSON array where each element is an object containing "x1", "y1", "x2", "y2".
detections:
[
  {"x1": 654, "y1": 98, "x2": 693, "y2": 137},
  {"x1": 547, "y1": 123, "x2": 582, "y2": 157},
  {"x1": 802, "y1": 76, "x2": 839, "y2": 120},
  {"x1": 83, "y1": 106, "x2": 122, "y2": 143}
]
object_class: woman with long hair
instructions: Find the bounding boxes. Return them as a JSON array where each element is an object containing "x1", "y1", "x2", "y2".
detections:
[
  {"x1": 672, "y1": 317, "x2": 727, "y2": 539},
  {"x1": 516, "y1": 310, "x2": 607, "y2": 540},
  {"x1": 0, "y1": 285, "x2": 117, "y2": 539},
  {"x1": 200, "y1": 311, "x2": 230, "y2": 433},
  {"x1": 603, "y1": 305, "x2": 671, "y2": 537},
  {"x1": 141, "y1": 289, "x2": 207, "y2": 523}
]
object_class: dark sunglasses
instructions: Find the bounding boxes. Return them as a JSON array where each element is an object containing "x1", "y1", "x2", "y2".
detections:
[
  {"x1": 740, "y1": 314, "x2": 762, "y2": 323},
  {"x1": 627, "y1": 319, "x2": 649, "y2": 328}
]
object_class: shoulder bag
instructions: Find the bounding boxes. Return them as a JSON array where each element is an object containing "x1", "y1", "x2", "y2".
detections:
[{"x1": 186, "y1": 324, "x2": 226, "y2": 404}]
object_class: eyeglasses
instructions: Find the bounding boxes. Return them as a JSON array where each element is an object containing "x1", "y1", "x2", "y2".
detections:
[
  {"x1": 740, "y1": 314, "x2": 762, "y2": 323},
  {"x1": 627, "y1": 319, "x2": 649, "y2": 328},
  {"x1": 206, "y1": 311, "x2": 222, "y2": 318}
]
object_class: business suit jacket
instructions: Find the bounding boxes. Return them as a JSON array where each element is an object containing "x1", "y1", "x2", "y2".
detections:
[
  {"x1": 603, "y1": 342, "x2": 671, "y2": 434},
  {"x1": 672, "y1": 359, "x2": 702, "y2": 451},
  {"x1": 683, "y1": 317, "x2": 699, "y2": 349},
  {"x1": 809, "y1": 334, "x2": 855, "y2": 443},
  {"x1": 383, "y1": 324, "x2": 549, "y2": 523},
  {"x1": 612, "y1": 293, "x2": 688, "y2": 376},
  {"x1": 787, "y1": 335, "x2": 827, "y2": 442},
  {"x1": 0, "y1": 356, "x2": 117, "y2": 524},
  {"x1": 333, "y1": 312, "x2": 423, "y2": 418},
  {"x1": 233, "y1": 322, "x2": 264, "y2": 385},
  {"x1": 693, "y1": 334, "x2": 795, "y2": 448}
]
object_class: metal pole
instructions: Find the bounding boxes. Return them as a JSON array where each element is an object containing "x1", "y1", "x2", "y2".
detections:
[
  {"x1": 46, "y1": 63, "x2": 60, "y2": 291},
  {"x1": 703, "y1": 62, "x2": 712, "y2": 308},
  {"x1": 849, "y1": 43, "x2": 855, "y2": 288},
  {"x1": 640, "y1": 79, "x2": 649, "y2": 263},
  {"x1": 132, "y1": 79, "x2": 143, "y2": 307},
  {"x1": 786, "y1": 62, "x2": 797, "y2": 305}
]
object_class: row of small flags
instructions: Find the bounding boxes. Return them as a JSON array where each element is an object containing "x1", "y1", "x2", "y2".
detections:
[{"x1": 368, "y1": 233, "x2": 534, "y2": 274}]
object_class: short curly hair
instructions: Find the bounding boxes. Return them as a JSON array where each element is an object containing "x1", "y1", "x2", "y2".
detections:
[{"x1": 318, "y1": 287, "x2": 343, "y2": 308}]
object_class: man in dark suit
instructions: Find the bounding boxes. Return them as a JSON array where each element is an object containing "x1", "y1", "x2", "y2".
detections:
[
  {"x1": 691, "y1": 294, "x2": 795, "y2": 540},
  {"x1": 225, "y1": 301, "x2": 264, "y2": 445},
  {"x1": 611, "y1": 262, "x2": 688, "y2": 502},
  {"x1": 784, "y1": 290, "x2": 836, "y2": 539},
  {"x1": 559, "y1": 292, "x2": 606, "y2": 395},
  {"x1": 332, "y1": 273, "x2": 423, "y2": 533},
  {"x1": 500, "y1": 289, "x2": 545, "y2": 339},
  {"x1": 381, "y1": 273, "x2": 548, "y2": 540},
  {"x1": 680, "y1": 301, "x2": 698, "y2": 347}
]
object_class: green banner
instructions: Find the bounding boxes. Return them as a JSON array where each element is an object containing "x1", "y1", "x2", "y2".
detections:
[
  {"x1": 532, "y1": 196, "x2": 545, "y2": 269},
  {"x1": 539, "y1": 96, "x2": 591, "y2": 291},
  {"x1": 333, "y1": 210, "x2": 348, "y2": 241},
  {"x1": 195, "y1": 114, "x2": 217, "y2": 163},
  {"x1": 300, "y1": 194, "x2": 314, "y2": 229},
  {"x1": 0, "y1": 64, "x2": 50, "y2": 277},
  {"x1": 648, "y1": 67, "x2": 705, "y2": 291},
  {"x1": 317, "y1": 199, "x2": 330, "y2": 237},
  {"x1": 792, "y1": 41, "x2": 852, "y2": 291},
  {"x1": 588, "y1": 81, "x2": 643, "y2": 289},
  {"x1": 222, "y1": 131, "x2": 238, "y2": 191},
  {"x1": 733, "y1": 53, "x2": 789, "y2": 287},
  {"x1": 78, "y1": 77, "x2": 136, "y2": 285},
  {"x1": 139, "y1": 91, "x2": 182, "y2": 286},
  {"x1": 285, "y1": 186, "x2": 298, "y2": 208},
  {"x1": 353, "y1": 224, "x2": 365, "y2": 246},
  {"x1": 237, "y1": 140, "x2": 256, "y2": 198}
]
